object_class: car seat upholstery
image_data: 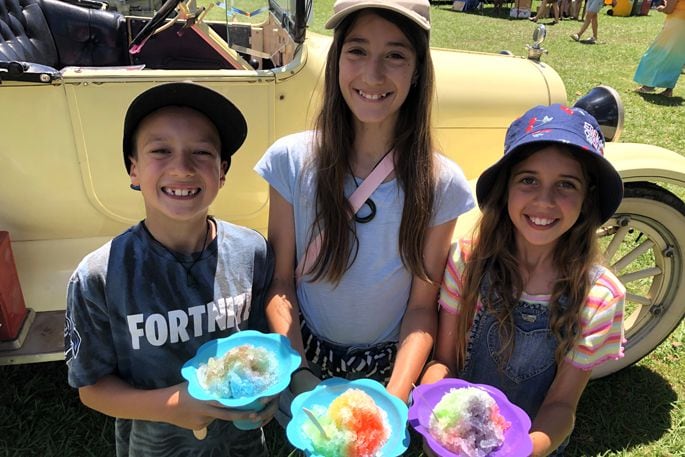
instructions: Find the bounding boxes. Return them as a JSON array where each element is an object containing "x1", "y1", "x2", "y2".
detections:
[
  {"x1": 41, "y1": 0, "x2": 128, "y2": 67},
  {"x1": 0, "y1": 0, "x2": 127, "y2": 68},
  {"x1": 0, "y1": 0, "x2": 59, "y2": 65}
]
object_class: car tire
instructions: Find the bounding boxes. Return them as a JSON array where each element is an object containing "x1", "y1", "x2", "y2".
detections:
[{"x1": 591, "y1": 182, "x2": 685, "y2": 379}]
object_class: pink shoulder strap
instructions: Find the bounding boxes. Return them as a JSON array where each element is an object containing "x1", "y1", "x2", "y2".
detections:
[{"x1": 295, "y1": 151, "x2": 395, "y2": 282}]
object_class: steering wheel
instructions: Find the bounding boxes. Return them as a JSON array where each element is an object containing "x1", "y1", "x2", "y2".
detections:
[{"x1": 129, "y1": 0, "x2": 184, "y2": 54}]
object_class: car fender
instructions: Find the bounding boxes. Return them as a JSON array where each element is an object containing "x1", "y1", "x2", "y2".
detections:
[{"x1": 605, "y1": 142, "x2": 685, "y2": 187}]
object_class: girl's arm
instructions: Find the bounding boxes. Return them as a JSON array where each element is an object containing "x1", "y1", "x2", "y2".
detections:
[
  {"x1": 529, "y1": 360, "x2": 592, "y2": 456},
  {"x1": 386, "y1": 218, "x2": 457, "y2": 402},
  {"x1": 419, "y1": 307, "x2": 458, "y2": 384},
  {"x1": 265, "y1": 187, "x2": 319, "y2": 393},
  {"x1": 79, "y1": 375, "x2": 276, "y2": 430}
]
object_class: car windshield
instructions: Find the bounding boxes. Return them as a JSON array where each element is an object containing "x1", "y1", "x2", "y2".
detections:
[
  {"x1": 128, "y1": 0, "x2": 307, "y2": 43},
  {"x1": 124, "y1": 0, "x2": 309, "y2": 71},
  {"x1": 124, "y1": 0, "x2": 268, "y2": 20},
  {"x1": 198, "y1": 0, "x2": 270, "y2": 24}
]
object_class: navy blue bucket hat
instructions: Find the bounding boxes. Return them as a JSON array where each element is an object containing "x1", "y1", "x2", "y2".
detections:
[{"x1": 476, "y1": 104, "x2": 624, "y2": 223}]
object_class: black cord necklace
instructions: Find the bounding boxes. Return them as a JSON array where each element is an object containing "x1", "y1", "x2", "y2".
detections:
[
  {"x1": 346, "y1": 149, "x2": 392, "y2": 224},
  {"x1": 142, "y1": 218, "x2": 211, "y2": 288}
]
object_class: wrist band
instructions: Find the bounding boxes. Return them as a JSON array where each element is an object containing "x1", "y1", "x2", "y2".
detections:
[{"x1": 292, "y1": 366, "x2": 313, "y2": 377}]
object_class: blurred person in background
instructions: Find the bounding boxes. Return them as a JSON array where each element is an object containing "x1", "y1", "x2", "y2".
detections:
[{"x1": 633, "y1": 0, "x2": 685, "y2": 97}]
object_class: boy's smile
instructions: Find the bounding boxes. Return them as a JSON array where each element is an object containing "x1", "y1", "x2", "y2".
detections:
[
  {"x1": 128, "y1": 106, "x2": 227, "y2": 234},
  {"x1": 163, "y1": 187, "x2": 201, "y2": 197}
]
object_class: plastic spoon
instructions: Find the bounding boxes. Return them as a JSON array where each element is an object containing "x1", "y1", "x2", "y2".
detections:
[
  {"x1": 303, "y1": 407, "x2": 329, "y2": 439},
  {"x1": 412, "y1": 383, "x2": 441, "y2": 425}
]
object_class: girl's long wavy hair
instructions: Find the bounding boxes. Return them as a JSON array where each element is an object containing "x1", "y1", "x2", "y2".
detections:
[
  {"x1": 454, "y1": 144, "x2": 604, "y2": 371},
  {"x1": 307, "y1": 8, "x2": 436, "y2": 284}
]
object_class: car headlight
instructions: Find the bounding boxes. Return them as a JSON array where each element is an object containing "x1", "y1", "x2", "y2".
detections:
[{"x1": 573, "y1": 85, "x2": 625, "y2": 142}]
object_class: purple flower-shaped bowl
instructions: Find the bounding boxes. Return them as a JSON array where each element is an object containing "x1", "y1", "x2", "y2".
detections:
[{"x1": 408, "y1": 378, "x2": 532, "y2": 457}]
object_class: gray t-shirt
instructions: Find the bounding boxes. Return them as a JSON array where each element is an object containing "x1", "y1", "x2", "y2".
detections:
[
  {"x1": 65, "y1": 219, "x2": 273, "y2": 457},
  {"x1": 254, "y1": 131, "x2": 475, "y2": 347}
]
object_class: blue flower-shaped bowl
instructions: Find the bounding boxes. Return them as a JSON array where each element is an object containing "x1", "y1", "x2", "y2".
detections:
[
  {"x1": 408, "y1": 379, "x2": 532, "y2": 457},
  {"x1": 286, "y1": 377, "x2": 410, "y2": 457},
  {"x1": 181, "y1": 330, "x2": 301, "y2": 430}
]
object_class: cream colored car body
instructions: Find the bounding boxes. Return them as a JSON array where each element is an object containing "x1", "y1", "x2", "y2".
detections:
[{"x1": 1, "y1": 4, "x2": 685, "y2": 376}]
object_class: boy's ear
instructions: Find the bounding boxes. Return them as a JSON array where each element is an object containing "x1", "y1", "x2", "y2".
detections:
[
  {"x1": 220, "y1": 160, "x2": 229, "y2": 186},
  {"x1": 129, "y1": 156, "x2": 140, "y2": 188}
]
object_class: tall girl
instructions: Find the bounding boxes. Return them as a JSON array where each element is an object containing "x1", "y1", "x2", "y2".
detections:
[
  {"x1": 422, "y1": 104, "x2": 625, "y2": 456},
  {"x1": 255, "y1": 0, "x2": 474, "y2": 410}
]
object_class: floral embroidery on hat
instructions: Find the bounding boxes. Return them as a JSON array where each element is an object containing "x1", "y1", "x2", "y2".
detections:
[
  {"x1": 583, "y1": 121, "x2": 604, "y2": 154},
  {"x1": 539, "y1": 115, "x2": 553, "y2": 125},
  {"x1": 531, "y1": 128, "x2": 552, "y2": 138},
  {"x1": 526, "y1": 115, "x2": 554, "y2": 133}
]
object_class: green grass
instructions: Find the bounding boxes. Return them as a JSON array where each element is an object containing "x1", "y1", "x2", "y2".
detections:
[
  {"x1": 2, "y1": 2, "x2": 684, "y2": 456},
  {"x1": 423, "y1": 3, "x2": 685, "y2": 156},
  {"x1": 311, "y1": 0, "x2": 685, "y2": 156}
]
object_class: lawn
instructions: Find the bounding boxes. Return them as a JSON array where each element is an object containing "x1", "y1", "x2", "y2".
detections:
[
  {"x1": 1, "y1": 2, "x2": 684, "y2": 456},
  {"x1": 310, "y1": 0, "x2": 685, "y2": 156}
]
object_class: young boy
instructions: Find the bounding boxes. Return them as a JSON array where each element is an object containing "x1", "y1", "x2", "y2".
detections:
[{"x1": 64, "y1": 82, "x2": 275, "y2": 457}]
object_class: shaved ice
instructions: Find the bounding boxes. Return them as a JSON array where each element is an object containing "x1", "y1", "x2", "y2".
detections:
[
  {"x1": 429, "y1": 387, "x2": 510, "y2": 457},
  {"x1": 302, "y1": 388, "x2": 390, "y2": 457},
  {"x1": 197, "y1": 344, "x2": 277, "y2": 398}
]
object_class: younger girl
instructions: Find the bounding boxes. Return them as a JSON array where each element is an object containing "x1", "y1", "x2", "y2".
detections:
[
  {"x1": 422, "y1": 104, "x2": 625, "y2": 456},
  {"x1": 255, "y1": 0, "x2": 474, "y2": 411}
]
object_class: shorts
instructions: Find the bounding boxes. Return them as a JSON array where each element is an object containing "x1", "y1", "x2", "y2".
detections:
[
  {"x1": 587, "y1": 0, "x2": 604, "y2": 13},
  {"x1": 274, "y1": 318, "x2": 397, "y2": 427},
  {"x1": 299, "y1": 318, "x2": 397, "y2": 382}
]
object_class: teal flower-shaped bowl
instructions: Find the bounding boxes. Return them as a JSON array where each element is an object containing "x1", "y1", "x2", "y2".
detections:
[
  {"x1": 181, "y1": 330, "x2": 301, "y2": 430},
  {"x1": 287, "y1": 377, "x2": 410, "y2": 456}
]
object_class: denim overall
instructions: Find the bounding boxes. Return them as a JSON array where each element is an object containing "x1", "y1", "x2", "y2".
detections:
[{"x1": 460, "y1": 283, "x2": 570, "y2": 455}]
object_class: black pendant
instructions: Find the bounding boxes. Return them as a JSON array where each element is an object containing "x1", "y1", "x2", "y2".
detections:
[{"x1": 354, "y1": 198, "x2": 376, "y2": 224}]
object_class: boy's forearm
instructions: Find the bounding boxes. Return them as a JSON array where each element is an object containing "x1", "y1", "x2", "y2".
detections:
[
  {"x1": 78, "y1": 375, "x2": 274, "y2": 430},
  {"x1": 78, "y1": 375, "x2": 178, "y2": 423}
]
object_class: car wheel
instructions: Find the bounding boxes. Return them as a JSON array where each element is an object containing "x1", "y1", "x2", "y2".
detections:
[{"x1": 591, "y1": 182, "x2": 685, "y2": 379}]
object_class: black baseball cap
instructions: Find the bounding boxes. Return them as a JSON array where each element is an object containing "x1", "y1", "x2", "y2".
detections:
[{"x1": 122, "y1": 82, "x2": 247, "y2": 174}]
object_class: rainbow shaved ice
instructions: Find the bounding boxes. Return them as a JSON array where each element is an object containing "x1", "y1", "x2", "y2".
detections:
[
  {"x1": 429, "y1": 387, "x2": 510, "y2": 457},
  {"x1": 197, "y1": 344, "x2": 277, "y2": 398},
  {"x1": 302, "y1": 388, "x2": 390, "y2": 457}
]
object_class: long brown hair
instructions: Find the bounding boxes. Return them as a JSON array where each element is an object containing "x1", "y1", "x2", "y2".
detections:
[
  {"x1": 455, "y1": 144, "x2": 604, "y2": 370},
  {"x1": 307, "y1": 8, "x2": 436, "y2": 284}
]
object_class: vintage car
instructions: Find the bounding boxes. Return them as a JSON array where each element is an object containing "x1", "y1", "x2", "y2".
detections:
[{"x1": 1, "y1": 0, "x2": 684, "y2": 380}]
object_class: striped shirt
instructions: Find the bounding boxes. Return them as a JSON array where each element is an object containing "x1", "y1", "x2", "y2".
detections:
[{"x1": 439, "y1": 239, "x2": 625, "y2": 370}]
